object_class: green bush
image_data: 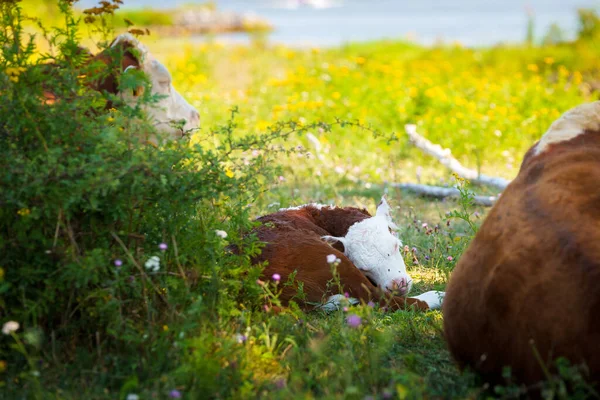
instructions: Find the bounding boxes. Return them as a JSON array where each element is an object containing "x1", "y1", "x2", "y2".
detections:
[{"x1": 0, "y1": 1, "x2": 293, "y2": 396}]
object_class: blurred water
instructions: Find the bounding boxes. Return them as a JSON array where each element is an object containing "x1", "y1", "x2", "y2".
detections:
[{"x1": 78, "y1": 0, "x2": 600, "y2": 47}]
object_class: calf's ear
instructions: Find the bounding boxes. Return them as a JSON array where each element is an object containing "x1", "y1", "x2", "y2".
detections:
[
  {"x1": 376, "y1": 196, "x2": 400, "y2": 231},
  {"x1": 322, "y1": 235, "x2": 347, "y2": 253}
]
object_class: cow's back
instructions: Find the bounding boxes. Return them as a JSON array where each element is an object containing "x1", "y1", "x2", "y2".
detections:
[{"x1": 443, "y1": 126, "x2": 600, "y2": 386}]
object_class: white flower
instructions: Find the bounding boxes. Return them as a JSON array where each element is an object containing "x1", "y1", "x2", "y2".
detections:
[
  {"x1": 144, "y1": 256, "x2": 160, "y2": 273},
  {"x1": 2, "y1": 321, "x2": 19, "y2": 335},
  {"x1": 326, "y1": 254, "x2": 338, "y2": 264},
  {"x1": 126, "y1": 394, "x2": 139, "y2": 400},
  {"x1": 215, "y1": 230, "x2": 228, "y2": 239}
]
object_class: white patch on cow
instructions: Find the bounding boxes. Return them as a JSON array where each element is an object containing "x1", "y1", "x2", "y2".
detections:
[
  {"x1": 535, "y1": 101, "x2": 600, "y2": 155},
  {"x1": 111, "y1": 34, "x2": 200, "y2": 140},
  {"x1": 317, "y1": 294, "x2": 359, "y2": 312},
  {"x1": 413, "y1": 291, "x2": 445, "y2": 310},
  {"x1": 322, "y1": 196, "x2": 412, "y2": 295},
  {"x1": 279, "y1": 203, "x2": 332, "y2": 212}
]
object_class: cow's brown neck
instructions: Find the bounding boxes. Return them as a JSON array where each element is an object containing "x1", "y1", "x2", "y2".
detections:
[
  {"x1": 303, "y1": 205, "x2": 371, "y2": 237},
  {"x1": 90, "y1": 43, "x2": 140, "y2": 96}
]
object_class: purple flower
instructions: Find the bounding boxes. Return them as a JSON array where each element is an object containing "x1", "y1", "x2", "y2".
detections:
[
  {"x1": 169, "y1": 390, "x2": 182, "y2": 399},
  {"x1": 274, "y1": 378, "x2": 286, "y2": 389},
  {"x1": 344, "y1": 292, "x2": 349, "y2": 298},
  {"x1": 425, "y1": 255, "x2": 430, "y2": 261},
  {"x1": 367, "y1": 301, "x2": 375, "y2": 308},
  {"x1": 235, "y1": 334, "x2": 247, "y2": 343},
  {"x1": 114, "y1": 259, "x2": 123, "y2": 267},
  {"x1": 159, "y1": 243, "x2": 168, "y2": 251},
  {"x1": 272, "y1": 273, "x2": 281, "y2": 282},
  {"x1": 346, "y1": 314, "x2": 362, "y2": 328}
]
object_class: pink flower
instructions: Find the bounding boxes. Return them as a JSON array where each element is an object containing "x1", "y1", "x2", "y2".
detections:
[
  {"x1": 272, "y1": 273, "x2": 281, "y2": 282},
  {"x1": 343, "y1": 307, "x2": 349, "y2": 312},
  {"x1": 159, "y1": 243, "x2": 168, "y2": 251},
  {"x1": 346, "y1": 314, "x2": 362, "y2": 328},
  {"x1": 447, "y1": 256, "x2": 453, "y2": 261},
  {"x1": 278, "y1": 176, "x2": 285, "y2": 182},
  {"x1": 114, "y1": 259, "x2": 123, "y2": 267}
]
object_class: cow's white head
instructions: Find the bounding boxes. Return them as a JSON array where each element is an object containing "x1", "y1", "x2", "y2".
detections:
[
  {"x1": 322, "y1": 197, "x2": 412, "y2": 296},
  {"x1": 109, "y1": 34, "x2": 200, "y2": 140}
]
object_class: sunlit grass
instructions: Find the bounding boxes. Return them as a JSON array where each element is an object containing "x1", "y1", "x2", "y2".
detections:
[{"x1": 149, "y1": 37, "x2": 594, "y2": 201}]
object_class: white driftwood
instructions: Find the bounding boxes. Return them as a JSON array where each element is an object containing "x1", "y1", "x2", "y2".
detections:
[
  {"x1": 392, "y1": 183, "x2": 499, "y2": 207},
  {"x1": 404, "y1": 124, "x2": 511, "y2": 190}
]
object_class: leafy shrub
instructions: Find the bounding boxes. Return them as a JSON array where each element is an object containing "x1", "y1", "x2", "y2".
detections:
[{"x1": 0, "y1": 0, "x2": 295, "y2": 395}]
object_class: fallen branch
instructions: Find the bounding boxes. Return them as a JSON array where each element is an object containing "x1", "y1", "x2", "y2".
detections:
[
  {"x1": 404, "y1": 124, "x2": 511, "y2": 190},
  {"x1": 392, "y1": 183, "x2": 499, "y2": 207}
]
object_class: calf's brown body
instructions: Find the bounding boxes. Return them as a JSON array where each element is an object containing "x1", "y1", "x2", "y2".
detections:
[{"x1": 443, "y1": 103, "x2": 600, "y2": 388}]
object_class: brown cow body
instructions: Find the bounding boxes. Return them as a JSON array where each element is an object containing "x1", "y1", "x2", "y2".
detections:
[
  {"x1": 443, "y1": 101, "x2": 600, "y2": 388},
  {"x1": 253, "y1": 202, "x2": 443, "y2": 311}
]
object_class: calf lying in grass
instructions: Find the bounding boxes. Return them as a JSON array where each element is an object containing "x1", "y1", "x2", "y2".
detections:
[
  {"x1": 253, "y1": 197, "x2": 444, "y2": 311},
  {"x1": 443, "y1": 101, "x2": 600, "y2": 390}
]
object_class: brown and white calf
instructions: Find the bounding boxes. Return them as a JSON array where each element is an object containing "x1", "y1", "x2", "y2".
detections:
[
  {"x1": 253, "y1": 197, "x2": 444, "y2": 311},
  {"x1": 443, "y1": 101, "x2": 600, "y2": 387},
  {"x1": 43, "y1": 33, "x2": 200, "y2": 139}
]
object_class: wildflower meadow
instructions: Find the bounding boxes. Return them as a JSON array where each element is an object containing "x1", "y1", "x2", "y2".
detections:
[{"x1": 2, "y1": 0, "x2": 600, "y2": 398}]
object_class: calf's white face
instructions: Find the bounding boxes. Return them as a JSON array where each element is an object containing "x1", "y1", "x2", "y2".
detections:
[
  {"x1": 113, "y1": 34, "x2": 200, "y2": 140},
  {"x1": 323, "y1": 197, "x2": 412, "y2": 295}
]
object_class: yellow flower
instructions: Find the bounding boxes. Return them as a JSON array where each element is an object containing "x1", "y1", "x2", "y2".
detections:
[
  {"x1": 356, "y1": 56, "x2": 366, "y2": 65},
  {"x1": 527, "y1": 64, "x2": 539, "y2": 73},
  {"x1": 225, "y1": 168, "x2": 234, "y2": 178},
  {"x1": 17, "y1": 208, "x2": 30, "y2": 216},
  {"x1": 558, "y1": 65, "x2": 569, "y2": 78},
  {"x1": 544, "y1": 57, "x2": 555, "y2": 65},
  {"x1": 107, "y1": 117, "x2": 115, "y2": 123},
  {"x1": 163, "y1": 325, "x2": 169, "y2": 332},
  {"x1": 331, "y1": 92, "x2": 341, "y2": 100},
  {"x1": 6, "y1": 67, "x2": 25, "y2": 76}
]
